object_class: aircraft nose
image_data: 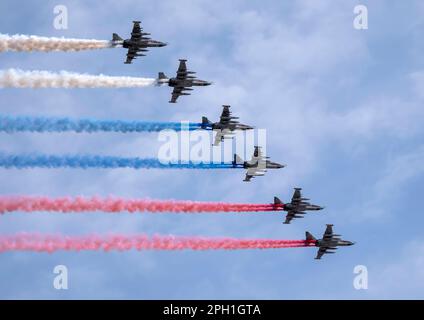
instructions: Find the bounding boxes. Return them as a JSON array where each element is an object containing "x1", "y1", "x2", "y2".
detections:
[
  {"x1": 161, "y1": 42, "x2": 168, "y2": 47},
  {"x1": 349, "y1": 241, "x2": 355, "y2": 246}
]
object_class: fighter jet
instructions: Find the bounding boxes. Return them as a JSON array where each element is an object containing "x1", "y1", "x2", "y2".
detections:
[
  {"x1": 233, "y1": 146, "x2": 285, "y2": 182},
  {"x1": 201, "y1": 105, "x2": 254, "y2": 146},
  {"x1": 156, "y1": 59, "x2": 212, "y2": 103},
  {"x1": 273, "y1": 188, "x2": 324, "y2": 224},
  {"x1": 111, "y1": 21, "x2": 167, "y2": 64},
  {"x1": 306, "y1": 224, "x2": 355, "y2": 260}
]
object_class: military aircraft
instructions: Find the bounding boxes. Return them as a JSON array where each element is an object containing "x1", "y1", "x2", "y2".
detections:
[
  {"x1": 111, "y1": 21, "x2": 167, "y2": 64},
  {"x1": 306, "y1": 224, "x2": 355, "y2": 260},
  {"x1": 156, "y1": 59, "x2": 212, "y2": 103},
  {"x1": 273, "y1": 188, "x2": 324, "y2": 224},
  {"x1": 233, "y1": 146, "x2": 285, "y2": 182},
  {"x1": 201, "y1": 105, "x2": 254, "y2": 146}
]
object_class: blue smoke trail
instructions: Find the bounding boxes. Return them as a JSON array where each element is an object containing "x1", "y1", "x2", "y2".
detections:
[
  {"x1": 0, "y1": 154, "x2": 242, "y2": 169},
  {"x1": 0, "y1": 115, "x2": 205, "y2": 133}
]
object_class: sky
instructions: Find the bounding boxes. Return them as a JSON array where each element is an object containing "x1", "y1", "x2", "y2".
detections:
[{"x1": 0, "y1": 0, "x2": 424, "y2": 299}]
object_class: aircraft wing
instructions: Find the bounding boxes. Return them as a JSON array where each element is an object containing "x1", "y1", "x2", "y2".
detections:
[
  {"x1": 322, "y1": 224, "x2": 334, "y2": 242},
  {"x1": 169, "y1": 87, "x2": 183, "y2": 103},
  {"x1": 243, "y1": 167, "x2": 265, "y2": 182},
  {"x1": 248, "y1": 147, "x2": 267, "y2": 170},
  {"x1": 176, "y1": 60, "x2": 188, "y2": 80},
  {"x1": 291, "y1": 188, "x2": 302, "y2": 204},
  {"x1": 219, "y1": 106, "x2": 232, "y2": 125},
  {"x1": 315, "y1": 247, "x2": 327, "y2": 259},
  {"x1": 292, "y1": 188, "x2": 302, "y2": 201},
  {"x1": 284, "y1": 212, "x2": 294, "y2": 224},
  {"x1": 253, "y1": 146, "x2": 262, "y2": 159},
  {"x1": 243, "y1": 173, "x2": 253, "y2": 182},
  {"x1": 213, "y1": 129, "x2": 233, "y2": 146},
  {"x1": 130, "y1": 21, "x2": 142, "y2": 41},
  {"x1": 247, "y1": 146, "x2": 262, "y2": 162},
  {"x1": 284, "y1": 210, "x2": 306, "y2": 224},
  {"x1": 213, "y1": 130, "x2": 225, "y2": 146},
  {"x1": 125, "y1": 47, "x2": 137, "y2": 64}
]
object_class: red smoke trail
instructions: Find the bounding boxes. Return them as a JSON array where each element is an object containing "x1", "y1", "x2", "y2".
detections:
[
  {"x1": 0, "y1": 234, "x2": 316, "y2": 253},
  {"x1": 0, "y1": 196, "x2": 282, "y2": 214}
]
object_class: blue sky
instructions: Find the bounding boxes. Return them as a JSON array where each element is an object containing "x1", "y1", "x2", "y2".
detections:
[{"x1": 0, "y1": 0, "x2": 424, "y2": 299}]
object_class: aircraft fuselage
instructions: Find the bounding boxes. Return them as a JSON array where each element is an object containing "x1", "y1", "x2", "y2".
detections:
[
  {"x1": 284, "y1": 203, "x2": 323, "y2": 212},
  {"x1": 122, "y1": 39, "x2": 167, "y2": 48},
  {"x1": 211, "y1": 123, "x2": 253, "y2": 131},
  {"x1": 168, "y1": 78, "x2": 212, "y2": 88},
  {"x1": 316, "y1": 239, "x2": 355, "y2": 248},
  {"x1": 243, "y1": 160, "x2": 285, "y2": 169}
]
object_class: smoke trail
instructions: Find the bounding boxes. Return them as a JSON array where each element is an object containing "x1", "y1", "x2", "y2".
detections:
[
  {"x1": 0, "y1": 34, "x2": 111, "y2": 52},
  {"x1": 0, "y1": 233, "x2": 316, "y2": 253},
  {"x1": 0, "y1": 196, "x2": 279, "y2": 214},
  {"x1": 0, "y1": 69, "x2": 155, "y2": 88},
  {"x1": 0, "y1": 116, "x2": 203, "y2": 133},
  {"x1": 0, "y1": 154, "x2": 241, "y2": 169}
]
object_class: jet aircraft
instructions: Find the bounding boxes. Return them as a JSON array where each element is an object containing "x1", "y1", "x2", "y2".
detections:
[
  {"x1": 111, "y1": 21, "x2": 167, "y2": 64},
  {"x1": 306, "y1": 224, "x2": 355, "y2": 259},
  {"x1": 273, "y1": 188, "x2": 324, "y2": 224},
  {"x1": 157, "y1": 59, "x2": 212, "y2": 103},
  {"x1": 232, "y1": 146, "x2": 285, "y2": 182},
  {"x1": 201, "y1": 105, "x2": 253, "y2": 146}
]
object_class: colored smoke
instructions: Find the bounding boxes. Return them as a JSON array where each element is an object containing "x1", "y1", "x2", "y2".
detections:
[
  {"x1": 0, "y1": 116, "x2": 202, "y2": 133},
  {"x1": 0, "y1": 34, "x2": 111, "y2": 52},
  {"x1": 0, "y1": 233, "x2": 316, "y2": 253},
  {"x1": 0, "y1": 154, "x2": 240, "y2": 169},
  {"x1": 0, "y1": 196, "x2": 279, "y2": 214},
  {"x1": 0, "y1": 69, "x2": 155, "y2": 88}
]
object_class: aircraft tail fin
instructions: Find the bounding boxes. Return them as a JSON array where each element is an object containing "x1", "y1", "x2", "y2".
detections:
[
  {"x1": 157, "y1": 72, "x2": 169, "y2": 86},
  {"x1": 158, "y1": 72, "x2": 168, "y2": 80},
  {"x1": 305, "y1": 232, "x2": 316, "y2": 241},
  {"x1": 274, "y1": 197, "x2": 283, "y2": 206},
  {"x1": 112, "y1": 33, "x2": 123, "y2": 41},
  {"x1": 233, "y1": 154, "x2": 244, "y2": 165},
  {"x1": 201, "y1": 117, "x2": 212, "y2": 129}
]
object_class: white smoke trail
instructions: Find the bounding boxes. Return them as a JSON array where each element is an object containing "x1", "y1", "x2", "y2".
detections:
[
  {"x1": 0, "y1": 34, "x2": 112, "y2": 52},
  {"x1": 0, "y1": 69, "x2": 156, "y2": 88}
]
